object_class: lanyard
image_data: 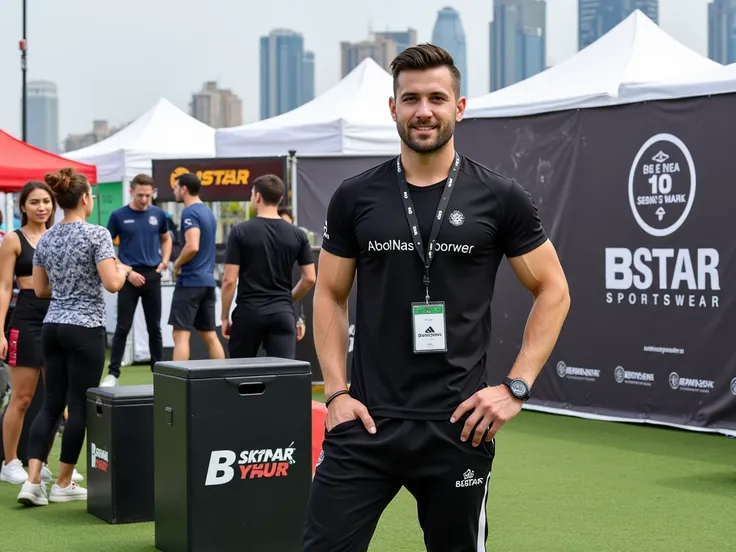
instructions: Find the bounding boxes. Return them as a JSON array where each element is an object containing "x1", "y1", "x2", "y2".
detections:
[{"x1": 396, "y1": 151, "x2": 461, "y2": 303}]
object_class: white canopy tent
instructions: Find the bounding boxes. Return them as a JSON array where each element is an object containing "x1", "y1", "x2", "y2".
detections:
[
  {"x1": 215, "y1": 57, "x2": 400, "y2": 157},
  {"x1": 465, "y1": 10, "x2": 722, "y2": 119},
  {"x1": 619, "y1": 61, "x2": 736, "y2": 102},
  {"x1": 63, "y1": 98, "x2": 216, "y2": 183}
]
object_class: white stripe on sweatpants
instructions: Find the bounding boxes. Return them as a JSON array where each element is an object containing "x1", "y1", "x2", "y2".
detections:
[{"x1": 476, "y1": 471, "x2": 491, "y2": 551}]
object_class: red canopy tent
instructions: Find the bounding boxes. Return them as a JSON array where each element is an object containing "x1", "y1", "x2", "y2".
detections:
[{"x1": 0, "y1": 129, "x2": 97, "y2": 193}]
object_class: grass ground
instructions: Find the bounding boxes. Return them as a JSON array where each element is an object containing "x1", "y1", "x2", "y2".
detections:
[{"x1": 0, "y1": 363, "x2": 734, "y2": 551}]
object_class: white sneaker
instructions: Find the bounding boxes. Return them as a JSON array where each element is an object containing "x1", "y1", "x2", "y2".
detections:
[
  {"x1": 41, "y1": 464, "x2": 53, "y2": 482},
  {"x1": 17, "y1": 481, "x2": 49, "y2": 506},
  {"x1": 72, "y1": 469, "x2": 84, "y2": 482},
  {"x1": 49, "y1": 481, "x2": 87, "y2": 503},
  {"x1": 1, "y1": 459, "x2": 28, "y2": 484},
  {"x1": 100, "y1": 375, "x2": 118, "y2": 387}
]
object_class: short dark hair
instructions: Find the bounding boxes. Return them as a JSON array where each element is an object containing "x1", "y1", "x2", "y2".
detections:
[
  {"x1": 277, "y1": 205, "x2": 293, "y2": 219},
  {"x1": 390, "y1": 43, "x2": 461, "y2": 99},
  {"x1": 131, "y1": 174, "x2": 154, "y2": 188},
  {"x1": 44, "y1": 168, "x2": 91, "y2": 211},
  {"x1": 176, "y1": 172, "x2": 201, "y2": 196},
  {"x1": 252, "y1": 174, "x2": 284, "y2": 206}
]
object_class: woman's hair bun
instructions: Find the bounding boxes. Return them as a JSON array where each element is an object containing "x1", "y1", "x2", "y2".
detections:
[{"x1": 44, "y1": 167, "x2": 75, "y2": 193}]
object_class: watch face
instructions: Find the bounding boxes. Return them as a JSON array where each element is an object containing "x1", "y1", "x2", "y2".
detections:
[{"x1": 510, "y1": 380, "x2": 527, "y2": 397}]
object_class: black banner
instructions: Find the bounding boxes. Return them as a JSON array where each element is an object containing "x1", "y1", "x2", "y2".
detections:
[
  {"x1": 455, "y1": 94, "x2": 736, "y2": 434},
  {"x1": 152, "y1": 156, "x2": 288, "y2": 202},
  {"x1": 295, "y1": 155, "x2": 394, "y2": 233}
]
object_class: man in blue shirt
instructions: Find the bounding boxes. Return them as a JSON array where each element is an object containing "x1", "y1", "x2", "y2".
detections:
[
  {"x1": 169, "y1": 173, "x2": 225, "y2": 361},
  {"x1": 103, "y1": 174, "x2": 172, "y2": 386}
]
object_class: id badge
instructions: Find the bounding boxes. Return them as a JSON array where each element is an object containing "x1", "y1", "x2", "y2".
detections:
[{"x1": 411, "y1": 302, "x2": 447, "y2": 354}]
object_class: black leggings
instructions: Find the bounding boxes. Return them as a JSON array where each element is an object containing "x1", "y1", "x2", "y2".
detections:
[
  {"x1": 27, "y1": 323, "x2": 106, "y2": 465},
  {"x1": 228, "y1": 311, "x2": 296, "y2": 359}
]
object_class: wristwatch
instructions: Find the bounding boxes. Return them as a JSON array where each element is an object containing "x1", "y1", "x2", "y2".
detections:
[{"x1": 503, "y1": 377, "x2": 531, "y2": 401}]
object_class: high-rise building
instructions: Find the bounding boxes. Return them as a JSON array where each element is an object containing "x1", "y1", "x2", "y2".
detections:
[
  {"x1": 578, "y1": 0, "x2": 658, "y2": 51},
  {"x1": 374, "y1": 29, "x2": 418, "y2": 54},
  {"x1": 431, "y1": 7, "x2": 468, "y2": 97},
  {"x1": 190, "y1": 81, "x2": 242, "y2": 128},
  {"x1": 340, "y1": 29, "x2": 417, "y2": 77},
  {"x1": 709, "y1": 0, "x2": 736, "y2": 64},
  {"x1": 260, "y1": 29, "x2": 314, "y2": 119},
  {"x1": 63, "y1": 119, "x2": 128, "y2": 153},
  {"x1": 490, "y1": 0, "x2": 546, "y2": 92},
  {"x1": 26, "y1": 79, "x2": 59, "y2": 153},
  {"x1": 303, "y1": 51, "x2": 315, "y2": 104}
]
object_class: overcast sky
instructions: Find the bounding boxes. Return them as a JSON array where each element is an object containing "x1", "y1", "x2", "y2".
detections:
[{"x1": 0, "y1": 0, "x2": 709, "y2": 144}]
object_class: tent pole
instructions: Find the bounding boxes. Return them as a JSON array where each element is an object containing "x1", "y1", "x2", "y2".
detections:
[
  {"x1": 288, "y1": 150, "x2": 297, "y2": 225},
  {"x1": 20, "y1": 0, "x2": 27, "y2": 142}
]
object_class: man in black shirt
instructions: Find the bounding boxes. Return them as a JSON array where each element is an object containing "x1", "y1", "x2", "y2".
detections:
[
  {"x1": 221, "y1": 174, "x2": 315, "y2": 359},
  {"x1": 303, "y1": 44, "x2": 570, "y2": 551}
]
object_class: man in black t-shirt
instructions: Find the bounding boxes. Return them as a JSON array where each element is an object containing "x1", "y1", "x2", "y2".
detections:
[
  {"x1": 303, "y1": 44, "x2": 570, "y2": 552},
  {"x1": 221, "y1": 174, "x2": 315, "y2": 359}
]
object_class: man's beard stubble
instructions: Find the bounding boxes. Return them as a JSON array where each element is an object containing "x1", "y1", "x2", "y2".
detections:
[{"x1": 397, "y1": 120, "x2": 454, "y2": 154}]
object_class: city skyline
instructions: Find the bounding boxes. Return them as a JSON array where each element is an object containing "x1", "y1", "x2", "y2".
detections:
[{"x1": 0, "y1": 0, "x2": 711, "y2": 142}]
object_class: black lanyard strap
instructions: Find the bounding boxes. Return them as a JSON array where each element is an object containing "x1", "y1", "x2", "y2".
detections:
[{"x1": 396, "y1": 151, "x2": 461, "y2": 303}]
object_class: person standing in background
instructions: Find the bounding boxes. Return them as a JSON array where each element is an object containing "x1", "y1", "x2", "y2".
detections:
[
  {"x1": 168, "y1": 173, "x2": 225, "y2": 361},
  {"x1": 278, "y1": 205, "x2": 308, "y2": 342},
  {"x1": 221, "y1": 175, "x2": 315, "y2": 358},
  {"x1": 101, "y1": 174, "x2": 171, "y2": 387},
  {"x1": 17, "y1": 168, "x2": 130, "y2": 506}
]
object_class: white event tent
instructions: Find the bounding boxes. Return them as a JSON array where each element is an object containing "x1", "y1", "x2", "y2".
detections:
[
  {"x1": 618, "y1": 61, "x2": 736, "y2": 102},
  {"x1": 464, "y1": 10, "x2": 722, "y2": 119},
  {"x1": 215, "y1": 57, "x2": 400, "y2": 157},
  {"x1": 63, "y1": 98, "x2": 216, "y2": 183}
]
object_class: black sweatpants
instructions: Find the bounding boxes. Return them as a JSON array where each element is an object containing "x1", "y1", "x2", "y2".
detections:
[
  {"x1": 228, "y1": 311, "x2": 296, "y2": 359},
  {"x1": 302, "y1": 415, "x2": 495, "y2": 552},
  {"x1": 27, "y1": 324, "x2": 106, "y2": 465},
  {"x1": 109, "y1": 267, "x2": 162, "y2": 375}
]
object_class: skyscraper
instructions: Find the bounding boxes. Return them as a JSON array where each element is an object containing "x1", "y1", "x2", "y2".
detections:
[
  {"x1": 578, "y1": 0, "x2": 658, "y2": 51},
  {"x1": 303, "y1": 51, "x2": 315, "y2": 104},
  {"x1": 260, "y1": 29, "x2": 314, "y2": 119},
  {"x1": 340, "y1": 29, "x2": 417, "y2": 77},
  {"x1": 26, "y1": 79, "x2": 59, "y2": 153},
  {"x1": 709, "y1": 0, "x2": 736, "y2": 64},
  {"x1": 431, "y1": 7, "x2": 468, "y2": 97},
  {"x1": 190, "y1": 81, "x2": 243, "y2": 128},
  {"x1": 490, "y1": 0, "x2": 546, "y2": 92}
]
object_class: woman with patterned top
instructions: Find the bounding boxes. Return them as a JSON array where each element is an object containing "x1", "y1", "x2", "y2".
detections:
[
  {"x1": 0, "y1": 181, "x2": 83, "y2": 486},
  {"x1": 16, "y1": 168, "x2": 131, "y2": 507}
]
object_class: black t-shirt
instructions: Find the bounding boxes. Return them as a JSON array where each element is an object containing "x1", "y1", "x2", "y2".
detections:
[
  {"x1": 224, "y1": 217, "x2": 314, "y2": 316},
  {"x1": 321, "y1": 155, "x2": 547, "y2": 420}
]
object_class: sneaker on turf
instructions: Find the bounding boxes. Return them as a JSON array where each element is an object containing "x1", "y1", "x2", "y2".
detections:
[
  {"x1": 49, "y1": 481, "x2": 87, "y2": 503},
  {"x1": 1, "y1": 458, "x2": 28, "y2": 484},
  {"x1": 17, "y1": 481, "x2": 49, "y2": 506},
  {"x1": 42, "y1": 465, "x2": 83, "y2": 483},
  {"x1": 100, "y1": 375, "x2": 118, "y2": 387}
]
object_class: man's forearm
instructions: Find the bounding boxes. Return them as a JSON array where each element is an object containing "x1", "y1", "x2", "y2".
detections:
[
  {"x1": 221, "y1": 281, "x2": 236, "y2": 320},
  {"x1": 174, "y1": 245, "x2": 197, "y2": 269},
  {"x1": 161, "y1": 237, "x2": 172, "y2": 265},
  {"x1": 291, "y1": 278, "x2": 313, "y2": 302},
  {"x1": 507, "y1": 286, "x2": 570, "y2": 386},
  {"x1": 313, "y1": 289, "x2": 350, "y2": 397}
]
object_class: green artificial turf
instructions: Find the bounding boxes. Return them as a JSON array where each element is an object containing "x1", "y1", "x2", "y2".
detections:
[{"x1": 0, "y1": 363, "x2": 733, "y2": 551}]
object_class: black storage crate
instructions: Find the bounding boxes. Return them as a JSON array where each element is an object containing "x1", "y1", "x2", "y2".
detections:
[
  {"x1": 153, "y1": 357, "x2": 312, "y2": 552},
  {"x1": 86, "y1": 384, "x2": 154, "y2": 524}
]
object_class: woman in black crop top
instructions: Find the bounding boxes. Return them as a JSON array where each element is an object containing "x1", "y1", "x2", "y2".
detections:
[{"x1": 0, "y1": 181, "x2": 82, "y2": 486}]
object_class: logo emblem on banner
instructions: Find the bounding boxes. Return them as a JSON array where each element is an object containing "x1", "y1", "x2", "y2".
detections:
[
  {"x1": 628, "y1": 133, "x2": 696, "y2": 237},
  {"x1": 605, "y1": 132, "x2": 720, "y2": 310}
]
